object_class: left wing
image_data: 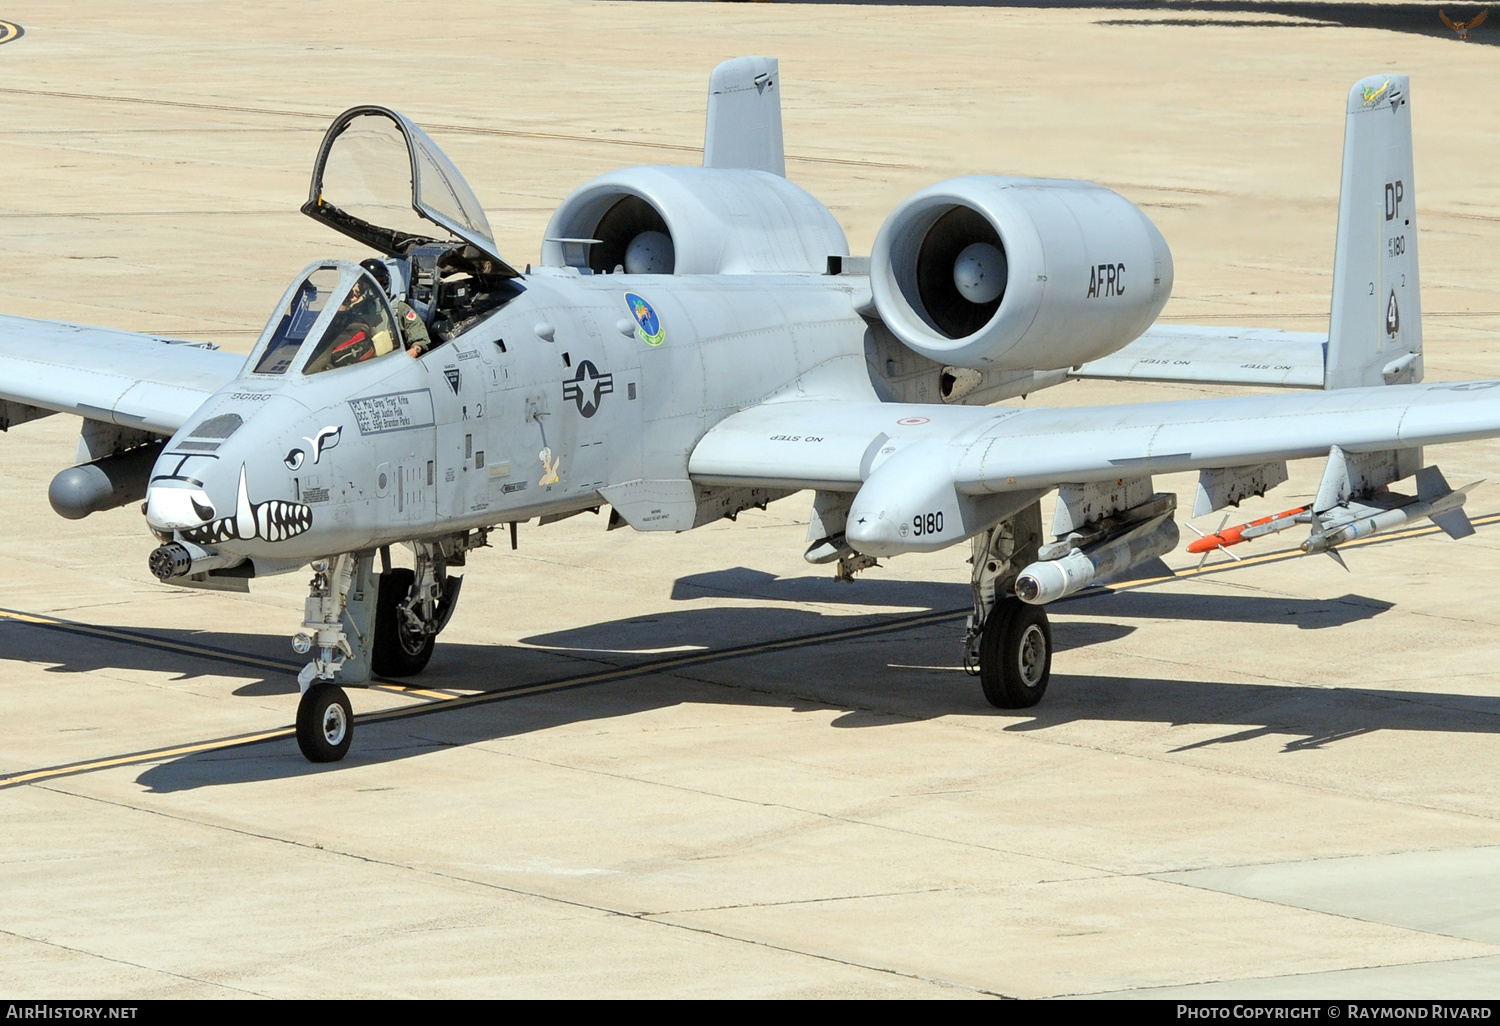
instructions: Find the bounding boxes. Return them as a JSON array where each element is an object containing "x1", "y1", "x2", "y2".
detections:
[
  {"x1": 0, "y1": 314, "x2": 245, "y2": 434},
  {"x1": 689, "y1": 382, "x2": 1500, "y2": 553},
  {"x1": 691, "y1": 382, "x2": 1500, "y2": 492}
]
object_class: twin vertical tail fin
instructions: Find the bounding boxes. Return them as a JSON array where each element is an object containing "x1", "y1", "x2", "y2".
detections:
[
  {"x1": 703, "y1": 56, "x2": 785, "y2": 177},
  {"x1": 1325, "y1": 74, "x2": 1423, "y2": 389}
]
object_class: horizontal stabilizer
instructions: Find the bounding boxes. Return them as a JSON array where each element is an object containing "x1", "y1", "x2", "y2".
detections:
[{"x1": 1072, "y1": 325, "x2": 1326, "y2": 388}]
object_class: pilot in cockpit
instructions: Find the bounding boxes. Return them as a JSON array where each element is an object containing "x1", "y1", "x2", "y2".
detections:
[
  {"x1": 319, "y1": 275, "x2": 388, "y2": 369},
  {"x1": 360, "y1": 258, "x2": 433, "y2": 359}
]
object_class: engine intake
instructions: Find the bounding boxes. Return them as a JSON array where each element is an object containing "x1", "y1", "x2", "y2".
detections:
[
  {"x1": 541, "y1": 166, "x2": 847, "y2": 276},
  {"x1": 870, "y1": 177, "x2": 1173, "y2": 371}
]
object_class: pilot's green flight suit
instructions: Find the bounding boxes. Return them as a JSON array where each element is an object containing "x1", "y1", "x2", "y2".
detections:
[{"x1": 395, "y1": 299, "x2": 433, "y2": 357}]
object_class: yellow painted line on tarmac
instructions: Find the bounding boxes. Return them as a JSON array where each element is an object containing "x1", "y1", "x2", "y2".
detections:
[
  {"x1": 4, "y1": 510, "x2": 1497, "y2": 789},
  {"x1": 0, "y1": 606, "x2": 447, "y2": 701},
  {"x1": 0, "y1": 607, "x2": 969, "y2": 789},
  {"x1": 0, "y1": 729, "x2": 295, "y2": 789}
]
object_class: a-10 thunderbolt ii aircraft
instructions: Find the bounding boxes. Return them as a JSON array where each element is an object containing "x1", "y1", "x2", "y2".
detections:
[{"x1": 0, "y1": 59, "x2": 1490, "y2": 763}]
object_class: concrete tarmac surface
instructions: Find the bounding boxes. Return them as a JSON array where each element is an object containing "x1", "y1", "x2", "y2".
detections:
[{"x1": 3, "y1": 0, "x2": 1500, "y2": 999}]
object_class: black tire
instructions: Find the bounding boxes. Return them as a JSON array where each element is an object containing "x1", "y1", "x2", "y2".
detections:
[
  {"x1": 371, "y1": 568, "x2": 434, "y2": 677},
  {"x1": 297, "y1": 683, "x2": 353, "y2": 763},
  {"x1": 979, "y1": 598, "x2": 1052, "y2": 709}
]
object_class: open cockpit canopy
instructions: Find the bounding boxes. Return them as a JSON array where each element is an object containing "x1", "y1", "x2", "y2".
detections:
[{"x1": 303, "y1": 107, "x2": 519, "y2": 278}]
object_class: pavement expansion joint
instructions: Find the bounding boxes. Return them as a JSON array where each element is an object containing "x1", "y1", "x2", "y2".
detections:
[
  {"x1": 639, "y1": 887, "x2": 949, "y2": 917},
  {"x1": 0, "y1": 924, "x2": 265, "y2": 997}
]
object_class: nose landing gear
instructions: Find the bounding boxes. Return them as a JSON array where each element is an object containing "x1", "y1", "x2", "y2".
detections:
[
  {"x1": 297, "y1": 682, "x2": 353, "y2": 762},
  {"x1": 289, "y1": 533, "x2": 482, "y2": 763}
]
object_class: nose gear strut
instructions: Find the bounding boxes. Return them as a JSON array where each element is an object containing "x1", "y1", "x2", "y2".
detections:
[{"x1": 295, "y1": 553, "x2": 363, "y2": 691}]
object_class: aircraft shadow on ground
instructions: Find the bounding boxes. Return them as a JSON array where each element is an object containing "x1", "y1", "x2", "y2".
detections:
[
  {"x1": 2, "y1": 574, "x2": 1470, "y2": 793},
  {"x1": 672, "y1": 567, "x2": 1392, "y2": 630},
  {"x1": 1062, "y1": 588, "x2": 1393, "y2": 628},
  {"x1": 799, "y1": 1, "x2": 1500, "y2": 47}
]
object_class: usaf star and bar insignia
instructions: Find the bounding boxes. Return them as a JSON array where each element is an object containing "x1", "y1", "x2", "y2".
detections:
[{"x1": 563, "y1": 360, "x2": 614, "y2": 418}]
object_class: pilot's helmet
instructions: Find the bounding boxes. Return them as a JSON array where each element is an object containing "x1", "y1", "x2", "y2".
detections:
[{"x1": 359, "y1": 258, "x2": 393, "y2": 296}]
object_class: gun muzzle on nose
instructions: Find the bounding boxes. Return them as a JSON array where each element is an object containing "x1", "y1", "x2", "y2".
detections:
[{"x1": 148, "y1": 540, "x2": 243, "y2": 581}]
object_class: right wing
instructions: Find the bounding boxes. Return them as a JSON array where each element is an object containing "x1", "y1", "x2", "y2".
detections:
[{"x1": 0, "y1": 314, "x2": 245, "y2": 435}]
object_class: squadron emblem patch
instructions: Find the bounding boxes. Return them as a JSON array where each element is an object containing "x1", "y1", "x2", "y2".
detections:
[{"x1": 624, "y1": 292, "x2": 665, "y2": 346}]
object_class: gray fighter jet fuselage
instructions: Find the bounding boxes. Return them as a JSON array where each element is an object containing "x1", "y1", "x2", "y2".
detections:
[{"x1": 145, "y1": 268, "x2": 871, "y2": 570}]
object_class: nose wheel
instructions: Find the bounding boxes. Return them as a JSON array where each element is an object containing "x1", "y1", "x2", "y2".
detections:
[{"x1": 296, "y1": 683, "x2": 353, "y2": 762}]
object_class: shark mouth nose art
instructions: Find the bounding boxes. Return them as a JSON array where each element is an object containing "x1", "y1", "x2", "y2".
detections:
[{"x1": 179, "y1": 465, "x2": 312, "y2": 544}]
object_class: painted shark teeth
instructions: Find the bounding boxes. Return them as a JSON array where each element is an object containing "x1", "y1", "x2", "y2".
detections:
[
  {"x1": 178, "y1": 466, "x2": 313, "y2": 545},
  {"x1": 257, "y1": 499, "x2": 313, "y2": 542}
]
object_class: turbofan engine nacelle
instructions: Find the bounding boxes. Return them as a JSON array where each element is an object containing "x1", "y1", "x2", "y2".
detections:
[
  {"x1": 869, "y1": 177, "x2": 1173, "y2": 371},
  {"x1": 541, "y1": 166, "x2": 848, "y2": 276}
]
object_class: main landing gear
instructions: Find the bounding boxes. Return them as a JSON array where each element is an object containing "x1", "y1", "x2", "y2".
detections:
[
  {"x1": 964, "y1": 501, "x2": 1052, "y2": 708},
  {"x1": 371, "y1": 541, "x2": 463, "y2": 677}
]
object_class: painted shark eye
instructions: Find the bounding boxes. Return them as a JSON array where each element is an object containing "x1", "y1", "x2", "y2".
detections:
[
  {"x1": 190, "y1": 499, "x2": 215, "y2": 522},
  {"x1": 285, "y1": 449, "x2": 305, "y2": 470}
]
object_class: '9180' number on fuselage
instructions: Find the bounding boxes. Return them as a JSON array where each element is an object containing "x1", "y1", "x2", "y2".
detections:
[{"x1": 912, "y1": 511, "x2": 944, "y2": 536}]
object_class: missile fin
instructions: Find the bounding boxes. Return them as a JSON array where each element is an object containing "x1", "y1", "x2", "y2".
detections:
[
  {"x1": 1431, "y1": 507, "x2": 1475, "y2": 540},
  {"x1": 1325, "y1": 547, "x2": 1350, "y2": 571},
  {"x1": 1416, "y1": 465, "x2": 1452, "y2": 503}
]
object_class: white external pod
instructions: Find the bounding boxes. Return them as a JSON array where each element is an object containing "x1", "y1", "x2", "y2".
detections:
[
  {"x1": 869, "y1": 176, "x2": 1174, "y2": 370},
  {"x1": 1014, "y1": 514, "x2": 1180, "y2": 604}
]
